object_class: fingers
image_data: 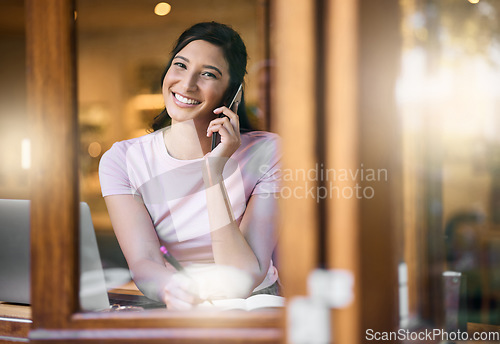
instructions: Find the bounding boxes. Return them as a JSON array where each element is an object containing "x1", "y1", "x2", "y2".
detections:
[
  {"x1": 213, "y1": 106, "x2": 240, "y2": 131},
  {"x1": 214, "y1": 105, "x2": 238, "y2": 123},
  {"x1": 163, "y1": 273, "x2": 202, "y2": 310},
  {"x1": 164, "y1": 294, "x2": 195, "y2": 310},
  {"x1": 206, "y1": 117, "x2": 235, "y2": 138},
  {"x1": 206, "y1": 106, "x2": 242, "y2": 157}
]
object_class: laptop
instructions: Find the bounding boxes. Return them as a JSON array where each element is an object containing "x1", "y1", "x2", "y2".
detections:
[
  {"x1": 0, "y1": 199, "x2": 166, "y2": 311},
  {"x1": 0, "y1": 199, "x2": 111, "y2": 311}
]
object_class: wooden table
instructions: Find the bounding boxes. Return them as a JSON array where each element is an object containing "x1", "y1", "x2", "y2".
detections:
[
  {"x1": 0, "y1": 282, "x2": 140, "y2": 342},
  {"x1": 0, "y1": 302, "x2": 32, "y2": 342}
]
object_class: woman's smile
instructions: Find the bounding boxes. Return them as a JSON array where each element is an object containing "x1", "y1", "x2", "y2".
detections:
[{"x1": 172, "y1": 92, "x2": 201, "y2": 106}]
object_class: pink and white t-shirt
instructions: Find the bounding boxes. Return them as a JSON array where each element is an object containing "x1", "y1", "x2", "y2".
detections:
[{"x1": 99, "y1": 128, "x2": 281, "y2": 291}]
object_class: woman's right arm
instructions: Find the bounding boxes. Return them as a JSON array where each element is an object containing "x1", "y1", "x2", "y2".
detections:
[{"x1": 104, "y1": 194, "x2": 199, "y2": 309}]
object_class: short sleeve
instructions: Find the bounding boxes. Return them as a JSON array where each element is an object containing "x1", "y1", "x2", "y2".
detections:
[
  {"x1": 251, "y1": 134, "x2": 282, "y2": 195},
  {"x1": 98, "y1": 143, "x2": 134, "y2": 197}
]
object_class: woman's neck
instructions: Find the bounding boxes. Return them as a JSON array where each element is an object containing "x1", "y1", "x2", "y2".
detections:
[{"x1": 164, "y1": 119, "x2": 212, "y2": 160}]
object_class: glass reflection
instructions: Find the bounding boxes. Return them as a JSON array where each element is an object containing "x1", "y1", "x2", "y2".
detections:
[
  {"x1": 0, "y1": 0, "x2": 28, "y2": 200},
  {"x1": 399, "y1": 0, "x2": 500, "y2": 329}
]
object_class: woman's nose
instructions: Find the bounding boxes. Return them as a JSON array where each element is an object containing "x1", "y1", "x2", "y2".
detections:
[{"x1": 181, "y1": 72, "x2": 198, "y2": 91}]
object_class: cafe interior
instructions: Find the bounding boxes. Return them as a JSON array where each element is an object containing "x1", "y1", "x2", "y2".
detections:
[{"x1": 1, "y1": 0, "x2": 500, "y2": 343}]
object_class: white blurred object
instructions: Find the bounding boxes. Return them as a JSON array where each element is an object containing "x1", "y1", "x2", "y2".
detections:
[
  {"x1": 288, "y1": 269, "x2": 354, "y2": 344},
  {"x1": 307, "y1": 269, "x2": 354, "y2": 307},
  {"x1": 288, "y1": 296, "x2": 330, "y2": 344},
  {"x1": 399, "y1": 262, "x2": 410, "y2": 328},
  {"x1": 187, "y1": 264, "x2": 253, "y2": 300}
]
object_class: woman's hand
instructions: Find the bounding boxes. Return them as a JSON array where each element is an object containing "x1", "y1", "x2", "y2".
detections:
[
  {"x1": 205, "y1": 106, "x2": 241, "y2": 180},
  {"x1": 162, "y1": 272, "x2": 202, "y2": 310},
  {"x1": 207, "y1": 106, "x2": 241, "y2": 159}
]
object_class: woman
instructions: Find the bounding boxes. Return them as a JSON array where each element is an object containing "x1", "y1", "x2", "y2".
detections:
[{"x1": 99, "y1": 22, "x2": 281, "y2": 310}]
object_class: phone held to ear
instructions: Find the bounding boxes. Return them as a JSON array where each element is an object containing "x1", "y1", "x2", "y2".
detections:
[{"x1": 211, "y1": 84, "x2": 243, "y2": 151}]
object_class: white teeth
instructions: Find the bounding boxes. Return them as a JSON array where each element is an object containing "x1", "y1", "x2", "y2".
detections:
[{"x1": 174, "y1": 93, "x2": 200, "y2": 105}]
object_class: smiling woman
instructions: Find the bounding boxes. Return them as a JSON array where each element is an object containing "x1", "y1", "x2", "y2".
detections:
[{"x1": 99, "y1": 22, "x2": 282, "y2": 310}]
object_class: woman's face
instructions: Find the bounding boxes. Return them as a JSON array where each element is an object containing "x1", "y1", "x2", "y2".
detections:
[{"x1": 163, "y1": 40, "x2": 230, "y2": 124}]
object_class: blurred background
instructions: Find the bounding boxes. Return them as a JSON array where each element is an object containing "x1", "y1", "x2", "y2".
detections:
[
  {"x1": 1, "y1": 0, "x2": 500, "y2": 331},
  {"x1": 398, "y1": 0, "x2": 500, "y2": 326}
]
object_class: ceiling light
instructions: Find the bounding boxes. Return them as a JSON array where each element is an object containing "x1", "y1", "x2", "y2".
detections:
[{"x1": 154, "y1": 2, "x2": 171, "y2": 16}]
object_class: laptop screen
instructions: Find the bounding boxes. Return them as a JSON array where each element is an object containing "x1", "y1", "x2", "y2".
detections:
[{"x1": 0, "y1": 199, "x2": 110, "y2": 311}]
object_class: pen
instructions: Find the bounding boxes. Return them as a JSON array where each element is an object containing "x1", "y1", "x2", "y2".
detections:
[
  {"x1": 160, "y1": 245, "x2": 184, "y2": 272},
  {"x1": 160, "y1": 245, "x2": 214, "y2": 305}
]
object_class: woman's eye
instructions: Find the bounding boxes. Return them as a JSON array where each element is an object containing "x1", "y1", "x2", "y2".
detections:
[
  {"x1": 202, "y1": 71, "x2": 217, "y2": 79},
  {"x1": 173, "y1": 62, "x2": 186, "y2": 69}
]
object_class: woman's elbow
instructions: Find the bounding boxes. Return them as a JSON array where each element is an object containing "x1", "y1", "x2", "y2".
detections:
[{"x1": 246, "y1": 261, "x2": 270, "y2": 293}]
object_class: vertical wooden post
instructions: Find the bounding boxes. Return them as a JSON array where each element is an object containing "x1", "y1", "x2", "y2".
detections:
[
  {"x1": 325, "y1": 0, "x2": 362, "y2": 342},
  {"x1": 272, "y1": 0, "x2": 319, "y2": 298},
  {"x1": 26, "y1": 0, "x2": 78, "y2": 330},
  {"x1": 357, "y1": 0, "x2": 402, "y2": 336},
  {"x1": 325, "y1": 0, "x2": 401, "y2": 342}
]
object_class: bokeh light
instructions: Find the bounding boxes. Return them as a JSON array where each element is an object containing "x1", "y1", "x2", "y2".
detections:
[
  {"x1": 154, "y1": 2, "x2": 171, "y2": 16},
  {"x1": 88, "y1": 141, "x2": 102, "y2": 158}
]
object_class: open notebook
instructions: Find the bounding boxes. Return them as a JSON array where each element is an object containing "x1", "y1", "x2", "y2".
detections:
[{"x1": 197, "y1": 294, "x2": 285, "y2": 311}]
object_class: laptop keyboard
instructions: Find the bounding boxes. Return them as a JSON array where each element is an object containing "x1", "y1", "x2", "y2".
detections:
[{"x1": 107, "y1": 292, "x2": 166, "y2": 309}]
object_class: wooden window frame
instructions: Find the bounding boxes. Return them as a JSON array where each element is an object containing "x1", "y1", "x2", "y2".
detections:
[{"x1": 24, "y1": 0, "x2": 400, "y2": 343}]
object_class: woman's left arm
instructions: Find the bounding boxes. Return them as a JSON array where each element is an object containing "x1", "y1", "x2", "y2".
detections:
[
  {"x1": 205, "y1": 183, "x2": 279, "y2": 291},
  {"x1": 204, "y1": 106, "x2": 279, "y2": 293},
  {"x1": 238, "y1": 192, "x2": 280, "y2": 286}
]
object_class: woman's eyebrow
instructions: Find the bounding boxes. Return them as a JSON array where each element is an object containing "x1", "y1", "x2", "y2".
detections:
[
  {"x1": 174, "y1": 55, "x2": 223, "y2": 77},
  {"x1": 203, "y1": 65, "x2": 223, "y2": 77}
]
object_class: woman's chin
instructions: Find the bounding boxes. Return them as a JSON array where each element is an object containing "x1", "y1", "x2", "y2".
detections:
[{"x1": 169, "y1": 112, "x2": 213, "y2": 126}]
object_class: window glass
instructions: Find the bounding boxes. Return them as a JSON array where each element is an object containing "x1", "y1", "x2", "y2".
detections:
[
  {"x1": 0, "y1": 0, "x2": 28, "y2": 200},
  {"x1": 399, "y1": 0, "x2": 500, "y2": 330}
]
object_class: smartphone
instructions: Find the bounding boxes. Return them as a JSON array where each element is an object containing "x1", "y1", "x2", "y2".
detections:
[{"x1": 211, "y1": 84, "x2": 243, "y2": 150}]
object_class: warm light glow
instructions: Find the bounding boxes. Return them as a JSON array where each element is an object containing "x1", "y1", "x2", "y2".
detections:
[
  {"x1": 468, "y1": 0, "x2": 480, "y2": 4},
  {"x1": 88, "y1": 142, "x2": 102, "y2": 158},
  {"x1": 132, "y1": 94, "x2": 165, "y2": 110},
  {"x1": 21, "y1": 138, "x2": 31, "y2": 170},
  {"x1": 154, "y1": 2, "x2": 171, "y2": 16}
]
